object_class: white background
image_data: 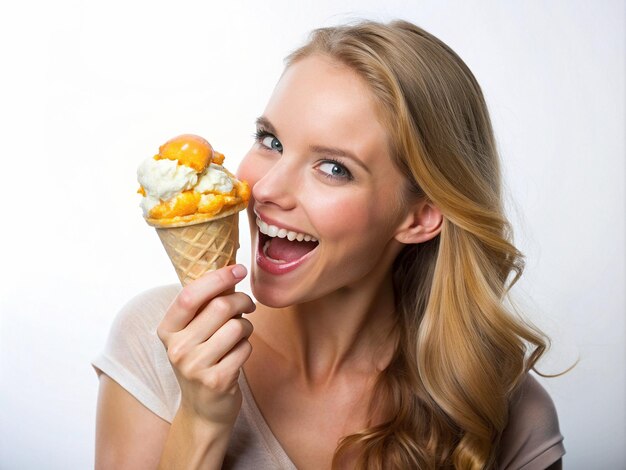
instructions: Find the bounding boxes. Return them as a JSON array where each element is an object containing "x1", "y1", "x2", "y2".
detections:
[{"x1": 0, "y1": 1, "x2": 624, "y2": 468}]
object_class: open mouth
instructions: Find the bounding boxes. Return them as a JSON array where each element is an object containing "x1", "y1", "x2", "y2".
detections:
[{"x1": 255, "y1": 217, "x2": 319, "y2": 273}]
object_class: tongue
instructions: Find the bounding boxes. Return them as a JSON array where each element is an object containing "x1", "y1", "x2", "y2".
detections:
[{"x1": 266, "y1": 237, "x2": 318, "y2": 262}]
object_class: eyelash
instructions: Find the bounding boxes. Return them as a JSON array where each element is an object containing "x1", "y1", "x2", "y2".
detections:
[
  {"x1": 317, "y1": 158, "x2": 354, "y2": 181},
  {"x1": 252, "y1": 127, "x2": 354, "y2": 182},
  {"x1": 253, "y1": 128, "x2": 274, "y2": 146}
]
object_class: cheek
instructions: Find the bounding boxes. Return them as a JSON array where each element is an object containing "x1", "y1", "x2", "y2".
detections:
[
  {"x1": 236, "y1": 149, "x2": 266, "y2": 188},
  {"x1": 312, "y1": 190, "x2": 394, "y2": 246}
]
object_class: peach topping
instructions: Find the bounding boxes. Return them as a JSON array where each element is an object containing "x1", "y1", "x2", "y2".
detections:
[{"x1": 154, "y1": 134, "x2": 213, "y2": 172}]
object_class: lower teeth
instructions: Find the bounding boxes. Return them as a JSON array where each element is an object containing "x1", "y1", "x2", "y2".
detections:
[{"x1": 263, "y1": 240, "x2": 287, "y2": 264}]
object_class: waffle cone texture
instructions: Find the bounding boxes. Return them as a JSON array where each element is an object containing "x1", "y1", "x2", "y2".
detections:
[{"x1": 153, "y1": 210, "x2": 240, "y2": 286}]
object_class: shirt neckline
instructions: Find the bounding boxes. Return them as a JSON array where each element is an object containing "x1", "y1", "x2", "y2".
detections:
[{"x1": 239, "y1": 369, "x2": 298, "y2": 469}]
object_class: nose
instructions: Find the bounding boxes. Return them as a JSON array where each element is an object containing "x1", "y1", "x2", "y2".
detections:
[{"x1": 251, "y1": 155, "x2": 299, "y2": 211}]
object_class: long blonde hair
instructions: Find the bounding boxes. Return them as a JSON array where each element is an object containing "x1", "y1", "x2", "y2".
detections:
[{"x1": 287, "y1": 20, "x2": 555, "y2": 469}]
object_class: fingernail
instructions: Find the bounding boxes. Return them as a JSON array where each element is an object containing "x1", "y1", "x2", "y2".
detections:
[{"x1": 232, "y1": 264, "x2": 247, "y2": 280}]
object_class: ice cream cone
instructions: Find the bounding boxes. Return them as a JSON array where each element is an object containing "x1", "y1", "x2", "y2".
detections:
[
  {"x1": 137, "y1": 134, "x2": 250, "y2": 286},
  {"x1": 149, "y1": 207, "x2": 243, "y2": 286}
]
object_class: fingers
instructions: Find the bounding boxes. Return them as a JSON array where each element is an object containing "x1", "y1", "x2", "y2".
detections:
[
  {"x1": 158, "y1": 264, "x2": 248, "y2": 338},
  {"x1": 160, "y1": 292, "x2": 255, "y2": 358},
  {"x1": 216, "y1": 338, "x2": 253, "y2": 373},
  {"x1": 184, "y1": 317, "x2": 254, "y2": 370},
  {"x1": 166, "y1": 315, "x2": 253, "y2": 399},
  {"x1": 199, "y1": 339, "x2": 253, "y2": 391},
  {"x1": 183, "y1": 293, "x2": 256, "y2": 346}
]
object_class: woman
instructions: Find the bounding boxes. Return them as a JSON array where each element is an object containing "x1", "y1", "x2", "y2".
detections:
[{"x1": 93, "y1": 20, "x2": 565, "y2": 469}]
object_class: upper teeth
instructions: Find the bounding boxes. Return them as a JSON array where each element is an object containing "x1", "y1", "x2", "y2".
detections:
[{"x1": 256, "y1": 217, "x2": 318, "y2": 242}]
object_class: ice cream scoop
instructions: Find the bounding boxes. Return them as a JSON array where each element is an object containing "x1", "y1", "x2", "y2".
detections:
[{"x1": 137, "y1": 133, "x2": 250, "y2": 227}]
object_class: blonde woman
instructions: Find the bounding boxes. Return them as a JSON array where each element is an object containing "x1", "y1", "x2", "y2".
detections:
[{"x1": 94, "y1": 20, "x2": 565, "y2": 469}]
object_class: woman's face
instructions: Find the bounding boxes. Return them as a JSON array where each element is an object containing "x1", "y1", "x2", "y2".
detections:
[{"x1": 237, "y1": 54, "x2": 411, "y2": 307}]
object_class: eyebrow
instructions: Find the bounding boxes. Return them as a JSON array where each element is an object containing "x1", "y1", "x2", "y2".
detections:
[
  {"x1": 255, "y1": 116, "x2": 277, "y2": 135},
  {"x1": 255, "y1": 115, "x2": 370, "y2": 174}
]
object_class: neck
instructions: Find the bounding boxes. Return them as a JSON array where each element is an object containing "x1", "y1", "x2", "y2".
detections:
[{"x1": 253, "y1": 268, "x2": 400, "y2": 388}]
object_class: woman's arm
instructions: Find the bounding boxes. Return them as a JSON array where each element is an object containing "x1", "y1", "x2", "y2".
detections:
[
  {"x1": 95, "y1": 265, "x2": 255, "y2": 469},
  {"x1": 157, "y1": 402, "x2": 232, "y2": 470},
  {"x1": 95, "y1": 374, "x2": 170, "y2": 469},
  {"x1": 96, "y1": 375, "x2": 232, "y2": 470}
]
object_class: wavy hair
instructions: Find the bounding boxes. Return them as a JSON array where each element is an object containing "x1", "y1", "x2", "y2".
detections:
[{"x1": 286, "y1": 20, "x2": 556, "y2": 469}]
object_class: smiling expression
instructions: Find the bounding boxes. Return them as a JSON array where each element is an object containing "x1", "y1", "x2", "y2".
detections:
[{"x1": 237, "y1": 54, "x2": 413, "y2": 307}]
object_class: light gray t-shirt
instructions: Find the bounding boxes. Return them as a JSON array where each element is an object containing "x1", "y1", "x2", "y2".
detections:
[{"x1": 91, "y1": 285, "x2": 565, "y2": 469}]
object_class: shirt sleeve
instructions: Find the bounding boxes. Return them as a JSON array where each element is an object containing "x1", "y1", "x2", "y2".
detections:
[
  {"x1": 497, "y1": 374, "x2": 565, "y2": 470},
  {"x1": 91, "y1": 284, "x2": 182, "y2": 423}
]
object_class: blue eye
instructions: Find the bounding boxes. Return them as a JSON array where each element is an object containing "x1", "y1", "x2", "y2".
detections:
[
  {"x1": 317, "y1": 160, "x2": 353, "y2": 181},
  {"x1": 262, "y1": 135, "x2": 283, "y2": 152},
  {"x1": 254, "y1": 129, "x2": 283, "y2": 153}
]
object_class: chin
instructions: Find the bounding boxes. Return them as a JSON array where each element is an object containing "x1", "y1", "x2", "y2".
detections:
[
  {"x1": 250, "y1": 282, "x2": 291, "y2": 309},
  {"x1": 249, "y1": 267, "x2": 291, "y2": 308},
  {"x1": 249, "y1": 266, "x2": 327, "y2": 309}
]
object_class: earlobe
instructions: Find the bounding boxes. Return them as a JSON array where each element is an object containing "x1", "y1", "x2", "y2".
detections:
[{"x1": 394, "y1": 200, "x2": 443, "y2": 245}]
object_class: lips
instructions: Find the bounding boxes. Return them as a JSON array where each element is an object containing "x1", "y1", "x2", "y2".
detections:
[{"x1": 254, "y1": 213, "x2": 319, "y2": 275}]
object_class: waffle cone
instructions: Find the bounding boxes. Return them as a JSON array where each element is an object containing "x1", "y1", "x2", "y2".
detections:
[{"x1": 154, "y1": 212, "x2": 240, "y2": 286}]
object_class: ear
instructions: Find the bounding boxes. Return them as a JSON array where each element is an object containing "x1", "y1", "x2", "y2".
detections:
[{"x1": 394, "y1": 199, "x2": 443, "y2": 245}]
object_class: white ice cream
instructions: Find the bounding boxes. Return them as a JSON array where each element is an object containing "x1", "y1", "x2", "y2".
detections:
[
  {"x1": 195, "y1": 164, "x2": 234, "y2": 194},
  {"x1": 138, "y1": 158, "x2": 240, "y2": 217},
  {"x1": 137, "y1": 157, "x2": 198, "y2": 215}
]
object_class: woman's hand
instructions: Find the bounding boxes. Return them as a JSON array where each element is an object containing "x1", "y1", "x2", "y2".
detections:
[{"x1": 157, "y1": 264, "x2": 256, "y2": 427}]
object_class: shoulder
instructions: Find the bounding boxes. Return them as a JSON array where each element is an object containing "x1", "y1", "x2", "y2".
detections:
[
  {"x1": 110, "y1": 284, "x2": 181, "y2": 335},
  {"x1": 119, "y1": 283, "x2": 182, "y2": 319},
  {"x1": 497, "y1": 374, "x2": 565, "y2": 470},
  {"x1": 100, "y1": 283, "x2": 181, "y2": 369},
  {"x1": 508, "y1": 374, "x2": 561, "y2": 432},
  {"x1": 92, "y1": 284, "x2": 183, "y2": 422}
]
